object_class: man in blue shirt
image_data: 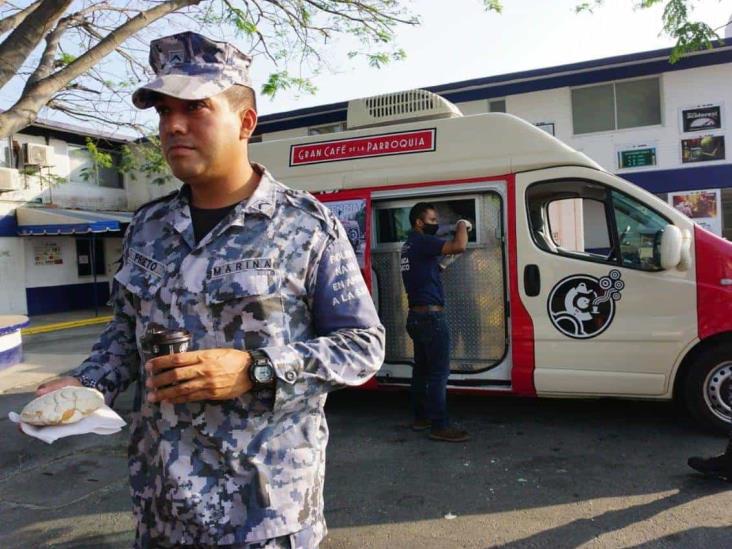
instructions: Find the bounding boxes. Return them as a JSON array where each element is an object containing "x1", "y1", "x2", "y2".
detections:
[{"x1": 400, "y1": 202, "x2": 472, "y2": 442}]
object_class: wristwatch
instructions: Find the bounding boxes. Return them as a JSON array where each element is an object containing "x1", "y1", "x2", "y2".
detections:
[{"x1": 248, "y1": 350, "x2": 276, "y2": 389}]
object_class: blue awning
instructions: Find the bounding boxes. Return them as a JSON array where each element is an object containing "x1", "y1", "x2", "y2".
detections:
[{"x1": 16, "y1": 207, "x2": 132, "y2": 236}]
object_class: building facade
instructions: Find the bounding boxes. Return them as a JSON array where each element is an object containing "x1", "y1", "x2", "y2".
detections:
[
  {"x1": 0, "y1": 121, "x2": 134, "y2": 315},
  {"x1": 254, "y1": 39, "x2": 732, "y2": 240}
]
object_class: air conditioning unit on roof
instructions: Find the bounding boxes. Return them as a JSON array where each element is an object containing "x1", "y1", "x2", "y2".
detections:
[
  {"x1": 347, "y1": 89, "x2": 462, "y2": 130},
  {"x1": 23, "y1": 143, "x2": 54, "y2": 167},
  {"x1": 0, "y1": 166, "x2": 20, "y2": 191}
]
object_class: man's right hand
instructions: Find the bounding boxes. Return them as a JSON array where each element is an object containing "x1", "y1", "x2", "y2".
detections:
[
  {"x1": 36, "y1": 376, "x2": 82, "y2": 396},
  {"x1": 456, "y1": 219, "x2": 473, "y2": 232}
]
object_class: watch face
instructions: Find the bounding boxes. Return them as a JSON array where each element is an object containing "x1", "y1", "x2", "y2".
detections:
[{"x1": 253, "y1": 364, "x2": 274, "y2": 384}]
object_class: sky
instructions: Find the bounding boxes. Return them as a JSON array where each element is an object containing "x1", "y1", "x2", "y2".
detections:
[
  {"x1": 1, "y1": 0, "x2": 730, "y2": 134},
  {"x1": 250, "y1": 0, "x2": 732, "y2": 116}
]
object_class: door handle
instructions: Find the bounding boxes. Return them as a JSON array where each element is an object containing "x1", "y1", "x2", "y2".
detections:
[{"x1": 524, "y1": 264, "x2": 540, "y2": 297}]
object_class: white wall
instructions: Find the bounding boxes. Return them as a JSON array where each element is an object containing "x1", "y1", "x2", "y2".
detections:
[
  {"x1": 0, "y1": 132, "x2": 129, "y2": 210},
  {"x1": 23, "y1": 236, "x2": 122, "y2": 289},
  {"x1": 458, "y1": 99, "x2": 489, "y2": 115},
  {"x1": 489, "y1": 63, "x2": 732, "y2": 175},
  {"x1": 261, "y1": 128, "x2": 309, "y2": 141},
  {"x1": 0, "y1": 236, "x2": 27, "y2": 314}
]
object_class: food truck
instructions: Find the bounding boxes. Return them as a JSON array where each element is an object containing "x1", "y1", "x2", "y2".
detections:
[{"x1": 251, "y1": 89, "x2": 732, "y2": 432}]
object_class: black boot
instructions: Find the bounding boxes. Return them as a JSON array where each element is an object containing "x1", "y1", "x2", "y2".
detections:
[{"x1": 688, "y1": 444, "x2": 732, "y2": 480}]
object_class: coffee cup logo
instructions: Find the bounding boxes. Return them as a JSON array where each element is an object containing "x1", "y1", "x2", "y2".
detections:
[{"x1": 547, "y1": 270, "x2": 624, "y2": 339}]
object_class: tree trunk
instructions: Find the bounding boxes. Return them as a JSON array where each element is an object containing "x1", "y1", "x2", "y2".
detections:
[
  {"x1": 0, "y1": 0, "x2": 73, "y2": 90},
  {"x1": 0, "y1": 0, "x2": 202, "y2": 139}
]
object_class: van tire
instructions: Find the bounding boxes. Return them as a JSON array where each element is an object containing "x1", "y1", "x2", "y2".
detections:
[{"x1": 683, "y1": 344, "x2": 732, "y2": 434}]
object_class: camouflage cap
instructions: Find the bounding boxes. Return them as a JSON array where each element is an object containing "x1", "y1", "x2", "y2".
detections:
[{"x1": 132, "y1": 31, "x2": 253, "y2": 109}]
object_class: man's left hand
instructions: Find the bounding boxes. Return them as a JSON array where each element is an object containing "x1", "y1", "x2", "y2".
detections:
[{"x1": 145, "y1": 349, "x2": 253, "y2": 404}]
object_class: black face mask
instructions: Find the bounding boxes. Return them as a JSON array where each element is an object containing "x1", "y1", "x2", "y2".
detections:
[{"x1": 422, "y1": 222, "x2": 439, "y2": 236}]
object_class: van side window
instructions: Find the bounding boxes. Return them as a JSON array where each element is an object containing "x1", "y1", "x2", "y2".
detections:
[
  {"x1": 526, "y1": 181, "x2": 614, "y2": 264},
  {"x1": 526, "y1": 180, "x2": 669, "y2": 271},
  {"x1": 611, "y1": 191, "x2": 667, "y2": 271},
  {"x1": 547, "y1": 198, "x2": 611, "y2": 257}
]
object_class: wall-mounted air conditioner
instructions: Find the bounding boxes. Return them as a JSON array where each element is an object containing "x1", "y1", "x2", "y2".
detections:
[
  {"x1": 0, "y1": 166, "x2": 20, "y2": 191},
  {"x1": 23, "y1": 143, "x2": 54, "y2": 166}
]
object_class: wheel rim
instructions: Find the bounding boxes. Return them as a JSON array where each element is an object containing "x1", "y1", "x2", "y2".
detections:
[{"x1": 703, "y1": 361, "x2": 732, "y2": 423}]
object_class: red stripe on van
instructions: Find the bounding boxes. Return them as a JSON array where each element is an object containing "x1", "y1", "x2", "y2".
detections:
[
  {"x1": 695, "y1": 226, "x2": 732, "y2": 340},
  {"x1": 507, "y1": 175, "x2": 536, "y2": 396}
]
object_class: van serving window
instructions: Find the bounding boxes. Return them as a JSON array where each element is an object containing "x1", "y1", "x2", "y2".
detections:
[{"x1": 374, "y1": 198, "x2": 478, "y2": 245}]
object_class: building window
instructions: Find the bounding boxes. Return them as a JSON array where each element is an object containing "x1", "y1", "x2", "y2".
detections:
[
  {"x1": 489, "y1": 99, "x2": 506, "y2": 113},
  {"x1": 1, "y1": 139, "x2": 11, "y2": 168},
  {"x1": 68, "y1": 145, "x2": 123, "y2": 189},
  {"x1": 76, "y1": 237, "x2": 106, "y2": 276},
  {"x1": 308, "y1": 122, "x2": 346, "y2": 136},
  {"x1": 571, "y1": 77, "x2": 661, "y2": 134}
]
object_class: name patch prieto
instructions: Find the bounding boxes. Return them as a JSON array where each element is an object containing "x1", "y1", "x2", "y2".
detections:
[
  {"x1": 207, "y1": 257, "x2": 276, "y2": 280},
  {"x1": 129, "y1": 248, "x2": 163, "y2": 277}
]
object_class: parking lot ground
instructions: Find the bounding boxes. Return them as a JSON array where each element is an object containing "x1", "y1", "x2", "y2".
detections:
[{"x1": 0, "y1": 326, "x2": 730, "y2": 548}]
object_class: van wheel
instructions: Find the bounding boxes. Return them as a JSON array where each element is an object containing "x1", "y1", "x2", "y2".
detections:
[{"x1": 683, "y1": 345, "x2": 732, "y2": 433}]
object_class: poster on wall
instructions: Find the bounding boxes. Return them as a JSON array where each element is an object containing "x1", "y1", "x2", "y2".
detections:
[
  {"x1": 616, "y1": 143, "x2": 657, "y2": 170},
  {"x1": 681, "y1": 135, "x2": 725, "y2": 164},
  {"x1": 668, "y1": 189, "x2": 723, "y2": 236},
  {"x1": 535, "y1": 122, "x2": 555, "y2": 136},
  {"x1": 322, "y1": 198, "x2": 368, "y2": 269},
  {"x1": 33, "y1": 242, "x2": 62, "y2": 265},
  {"x1": 681, "y1": 104, "x2": 722, "y2": 133}
]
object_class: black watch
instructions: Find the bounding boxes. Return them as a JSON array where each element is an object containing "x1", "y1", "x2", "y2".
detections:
[{"x1": 248, "y1": 350, "x2": 276, "y2": 389}]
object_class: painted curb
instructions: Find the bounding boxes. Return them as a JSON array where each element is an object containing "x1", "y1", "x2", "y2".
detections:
[{"x1": 22, "y1": 316, "x2": 113, "y2": 336}]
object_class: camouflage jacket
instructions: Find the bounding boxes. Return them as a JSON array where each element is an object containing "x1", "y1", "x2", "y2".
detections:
[{"x1": 73, "y1": 166, "x2": 385, "y2": 547}]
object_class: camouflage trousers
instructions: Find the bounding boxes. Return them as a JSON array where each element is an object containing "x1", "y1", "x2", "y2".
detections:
[{"x1": 144, "y1": 535, "x2": 293, "y2": 548}]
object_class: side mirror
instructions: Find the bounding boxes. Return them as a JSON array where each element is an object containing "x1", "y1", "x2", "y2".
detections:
[{"x1": 659, "y1": 224, "x2": 682, "y2": 270}]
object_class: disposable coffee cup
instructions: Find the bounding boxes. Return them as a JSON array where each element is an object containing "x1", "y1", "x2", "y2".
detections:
[{"x1": 142, "y1": 327, "x2": 192, "y2": 361}]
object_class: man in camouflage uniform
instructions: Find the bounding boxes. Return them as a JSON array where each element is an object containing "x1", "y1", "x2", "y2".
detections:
[{"x1": 36, "y1": 32, "x2": 385, "y2": 548}]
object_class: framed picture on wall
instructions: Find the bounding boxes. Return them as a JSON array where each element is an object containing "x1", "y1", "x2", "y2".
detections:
[
  {"x1": 33, "y1": 242, "x2": 63, "y2": 265},
  {"x1": 680, "y1": 104, "x2": 722, "y2": 133},
  {"x1": 681, "y1": 135, "x2": 726, "y2": 164},
  {"x1": 668, "y1": 189, "x2": 722, "y2": 236},
  {"x1": 616, "y1": 143, "x2": 658, "y2": 170},
  {"x1": 535, "y1": 122, "x2": 555, "y2": 136}
]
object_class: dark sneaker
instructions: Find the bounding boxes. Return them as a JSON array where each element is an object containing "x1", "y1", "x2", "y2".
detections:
[
  {"x1": 411, "y1": 419, "x2": 431, "y2": 432},
  {"x1": 687, "y1": 454, "x2": 732, "y2": 480},
  {"x1": 429, "y1": 427, "x2": 470, "y2": 442}
]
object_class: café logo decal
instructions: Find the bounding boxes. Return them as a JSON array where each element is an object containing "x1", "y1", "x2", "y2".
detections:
[
  {"x1": 290, "y1": 129, "x2": 436, "y2": 166},
  {"x1": 547, "y1": 270, "x2": 625, "y2": 339}
]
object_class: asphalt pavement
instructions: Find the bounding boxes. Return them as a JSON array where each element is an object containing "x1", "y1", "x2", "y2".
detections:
[{"x1": 0, "y1": 326, "x2": 730, "y2": 548}]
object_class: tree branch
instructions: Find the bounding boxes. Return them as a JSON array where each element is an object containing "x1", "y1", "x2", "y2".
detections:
[
  {"x1": 0, "y1": 0, "x2": 73, "y2": 90},
  {"x1": 0, "y1": 0, "x2": 42, "y2": 35},
  {"x1": 0, "y1": 0, "x2": 203, "y2": 138}
]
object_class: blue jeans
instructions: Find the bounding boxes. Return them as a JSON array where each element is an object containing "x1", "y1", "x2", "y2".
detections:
[{"x1": 406, "y1": 310, "x2": 451, "y2": 430}]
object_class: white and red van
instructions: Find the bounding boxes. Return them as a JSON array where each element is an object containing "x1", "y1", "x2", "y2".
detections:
[{"x1": 252, "y1": 89, "x2": 732, "y2": 432}]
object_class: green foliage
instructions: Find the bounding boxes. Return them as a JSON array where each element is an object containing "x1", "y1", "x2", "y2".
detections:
[
  {"x1": 482, "y1": 0, "x2": 504, "y2": 13},
  {"x1": 575, "y1": 0, "x2": 723, "y2": 62},
  {"x1": 261, "y1": 71, "x2": 318, "y2": 98},
  {"x1": 119, "y1": 137, "x2": 173, "y2": 187},
  {"x1": 79, "y1": 137, "x2": 113, "y2": 183},
  {"x1": 56, "y1": 52, "x2": 76, "y2": 66}
]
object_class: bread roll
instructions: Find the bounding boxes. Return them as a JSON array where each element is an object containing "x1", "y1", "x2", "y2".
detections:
[{"x1": 20, "y1": 387, "x2": 105, "y2": 426}]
